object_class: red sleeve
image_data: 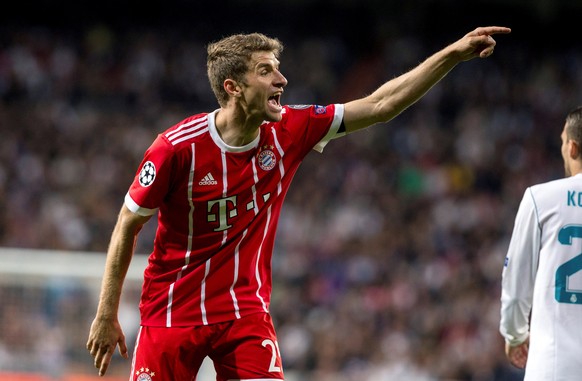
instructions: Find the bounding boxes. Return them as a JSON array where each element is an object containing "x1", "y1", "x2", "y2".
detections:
[
  {"x1": 282, "y1": 104, "x2": 345, "y2": 155},
  {"x1": 124, "y1": 134, "x2": 174, "y2": 216}
]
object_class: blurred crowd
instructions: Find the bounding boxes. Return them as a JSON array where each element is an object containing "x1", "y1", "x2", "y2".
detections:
[{"x1": 1, "y1": 14, "x2": 582, "y2": 381}]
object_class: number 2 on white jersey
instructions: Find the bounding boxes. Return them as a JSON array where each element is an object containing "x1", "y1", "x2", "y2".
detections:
[{"x1": 555, "y1": 225, "x2": 582, "y2": 304}]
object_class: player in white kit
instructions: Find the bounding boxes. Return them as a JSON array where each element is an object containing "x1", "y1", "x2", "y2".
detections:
[{"x1": 500, "y1": 105, "x2": 582, "y2": 380}]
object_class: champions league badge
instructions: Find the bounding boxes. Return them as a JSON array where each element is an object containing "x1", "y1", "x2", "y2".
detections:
[
  {"x1": 135, "y1": 367, "x2": 155, "y2": 381},
  {"x1": 139, "y1": 161, "x2": 156, "y2": 187},
  {"x1": 258, "y1": 145, "x2": 277, "y2": 171},
  {"x1": 314, "y1": 105, "x2": 327, "y2": 114}
]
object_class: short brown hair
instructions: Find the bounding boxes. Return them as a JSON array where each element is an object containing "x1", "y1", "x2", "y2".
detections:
[
  {"x1": 566, "y1": 106, "x2": 582, "y2": 147},
  {"x1": 207, "y1": 33, "x2": 284, "y2": 107}
]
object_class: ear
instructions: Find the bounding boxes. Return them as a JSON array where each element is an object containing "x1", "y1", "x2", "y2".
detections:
[
  {"x1": 570, "y1": 140, "x2": 581, "y2": 160},
  {"x1": 224, "y1": 79, "x2": 242, "y2": 98}
]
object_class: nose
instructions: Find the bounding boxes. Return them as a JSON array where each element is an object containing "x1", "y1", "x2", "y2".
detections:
[{"x1": 275, "y1": 70, "x2": 288, "y2": 88}]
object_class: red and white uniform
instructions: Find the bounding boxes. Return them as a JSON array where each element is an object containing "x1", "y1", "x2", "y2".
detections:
[{"x1": 125, "y1": 104, "x2": 344, "y2": 327}]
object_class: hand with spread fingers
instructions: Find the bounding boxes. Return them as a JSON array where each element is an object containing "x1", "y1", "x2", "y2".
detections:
[{"x1": 87, "y1": 317, "x2": 129, "y2": 376}]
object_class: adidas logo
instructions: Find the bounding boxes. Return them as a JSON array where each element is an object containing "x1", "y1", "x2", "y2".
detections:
[{"x1": 199, "y1": 172, "x2": 218, "y2": 186}]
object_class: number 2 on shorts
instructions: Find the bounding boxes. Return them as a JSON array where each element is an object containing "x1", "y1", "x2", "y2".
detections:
[{"x1": 262, "y1": 339, "x2": 282, "y2": 372}]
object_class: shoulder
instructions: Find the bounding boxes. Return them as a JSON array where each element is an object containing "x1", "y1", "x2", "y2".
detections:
[
  {"x1": 283, "y1": 104, "x2": 337, "y2": 118},
  {"x1": 529, "y1": 175, "x2": 579, "y2": 196},
  {"x1": 142, "y1": 113, "x2": 211, "y2": 162},
  {"x1": 523, "y1": 175, "x2": 582, "y2": 212},
  {"x1": 161, "y1": 112, "x2": 211, "y2": 147},
  {"x1": 277, "y1": 104, "x2": 342, "y2": 133}
]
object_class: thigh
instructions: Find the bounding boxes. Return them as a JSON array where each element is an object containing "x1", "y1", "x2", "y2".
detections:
[
  {"x1": 211, "y1": 313, "x2": 285, "y2": 381},
  {"x1": 130, "y1": 326, "x2": 207, "y2": 381}
]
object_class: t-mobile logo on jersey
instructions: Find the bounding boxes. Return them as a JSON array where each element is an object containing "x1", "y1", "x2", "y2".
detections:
[
  {"x1": 207, "y1": 196, "x2": 237, "y2": 231},
  {"x1": 206, "y1": 192, "x2": 272, "y2": 232}
]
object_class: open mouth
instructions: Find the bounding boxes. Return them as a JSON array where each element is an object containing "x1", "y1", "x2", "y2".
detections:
[{"x1": 268, "y1": 93, "x2": 282, "y2": 112}]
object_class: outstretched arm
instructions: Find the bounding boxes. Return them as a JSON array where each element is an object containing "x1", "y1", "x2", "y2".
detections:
[
  {"x1": 343, "y1": 26, "x2": 511, "y2": 133},
  {"x1": 86, "y1": 205, "x2": 151, "y2": 376}
]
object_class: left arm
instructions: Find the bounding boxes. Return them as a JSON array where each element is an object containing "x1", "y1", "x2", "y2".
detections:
[
  {"x1": 87, "y1": 205, "x2": 151, "y2": 376},
  {"x1": 343, "y1": 26, "x2": 511, "y2": 133},
  {"x1": 499, "y1": 188, "x2": 540, "y2": 365}
]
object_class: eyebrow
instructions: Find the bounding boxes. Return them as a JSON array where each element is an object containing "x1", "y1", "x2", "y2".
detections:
[
  {"x1": 253, "y1": 57, "x2": 280, "y2": 70},
  {"x1": 255, "y1": 61, "x2": 280, "y2": 69}
]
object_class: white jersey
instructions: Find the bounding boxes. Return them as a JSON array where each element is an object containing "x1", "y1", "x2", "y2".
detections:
[{"x1": 500, "y1": 173, "x2": 582, "y2": 381}]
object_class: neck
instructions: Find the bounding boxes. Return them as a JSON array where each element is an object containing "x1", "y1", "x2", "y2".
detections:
[{"x1": 214, "y1": 107, "x2": 262, "y2": 147}]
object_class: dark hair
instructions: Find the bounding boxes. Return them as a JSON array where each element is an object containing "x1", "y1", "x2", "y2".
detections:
[
  {"x1": 207, "y1": 33, "x2": 284, "y2": 107},
  {"x1": 565, "y1": 106, "x2": 582, "y2": 146}
]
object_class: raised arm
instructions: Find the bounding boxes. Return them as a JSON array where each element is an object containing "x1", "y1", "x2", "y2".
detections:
[
  {"x1": 343, "y1": 26, "x2": 511, "y2": 133},
  {"x1": 86, "y1": 204, "x2": 151, "y2": 376}
]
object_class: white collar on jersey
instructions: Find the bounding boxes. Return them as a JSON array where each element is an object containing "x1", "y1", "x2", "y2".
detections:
[{"x1": 208, "y1": 109, "x2": 261, "y2": 153}]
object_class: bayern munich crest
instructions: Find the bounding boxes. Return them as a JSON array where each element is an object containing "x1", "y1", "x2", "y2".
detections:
[
  {"x1": 135, "y1": 367, "x2": 155, "y2": 381},
  {"x1": 139, "y1": 161, "x2": 156, "y2": 187},
  {"x1": 258, "y1": 145, "x2": 276, "y2": 171}
]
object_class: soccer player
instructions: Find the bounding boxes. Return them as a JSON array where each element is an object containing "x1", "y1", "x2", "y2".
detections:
[
  {"x1": 87, "y1": 26, "x2": 511, "y2": 380},
  {"x1": 500, "y1": 106, "x2": 582, "y2": 379}
]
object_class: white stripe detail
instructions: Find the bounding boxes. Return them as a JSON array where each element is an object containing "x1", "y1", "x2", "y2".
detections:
[
  {"x1": 165, "y1": 116, "x2": 207, "y2": 141},
  {"x1": 251, "y1": 156, "x2": 259, "y2": 214},
  {"x1": 167, "y1": 143, "x2": 197, "y2": 326},
  {"x1": 230, "y1": 229, "x2": 246, "y2": 319},
  {"x1": 228, "y1": 153, "x2": 259, "y2": 318},
  {"x1": 249, "y1": 128, "x2": 285, "y2": 312},
  {"x1": 124, "y1": 192, "x2": 157, "y2": 216},
  {"x1": 128, "y1": 326, "x2": 142, "y2": 381},
  {"x1": 313, "y1": 103, "x2": 345, "y2": 152},
  {"x1": 221, "y1": 150, "x2": 228, "y2": 197},
  {"x1": 170, "y1": 127, "x2": 209, "y2": 146},
  {"x1": 272, "y1": 128, "x2": 285, "y2": 196},
  {"x1": 255, "y1": 206, "x2": 270, "y2": 312},
  {"x1": 200, "y1": 258, "x2": 211, "y2": 325},
  {"x1": 219, "y1": 149, "x2": 239, "y2": 317},
  {"x1": 166, "y1": 283, "x2": 174, "y2": 327},
  {"x1": 220, "y1": 150, "x2": 229, "y2": 247}
]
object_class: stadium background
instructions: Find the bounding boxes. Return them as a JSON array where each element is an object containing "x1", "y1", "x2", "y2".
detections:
[{"x1": 1, "y1": 0, "x2": 581, "y2": 380}]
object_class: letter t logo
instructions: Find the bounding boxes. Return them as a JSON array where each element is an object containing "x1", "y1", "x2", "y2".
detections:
[{"x1": 207, "y1": 196, "x2": 238, "y2": 232}]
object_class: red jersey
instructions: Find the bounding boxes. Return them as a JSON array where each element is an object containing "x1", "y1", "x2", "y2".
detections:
[{"x1": 125, "y1": 104, "x2": 344, "y2": 327}]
